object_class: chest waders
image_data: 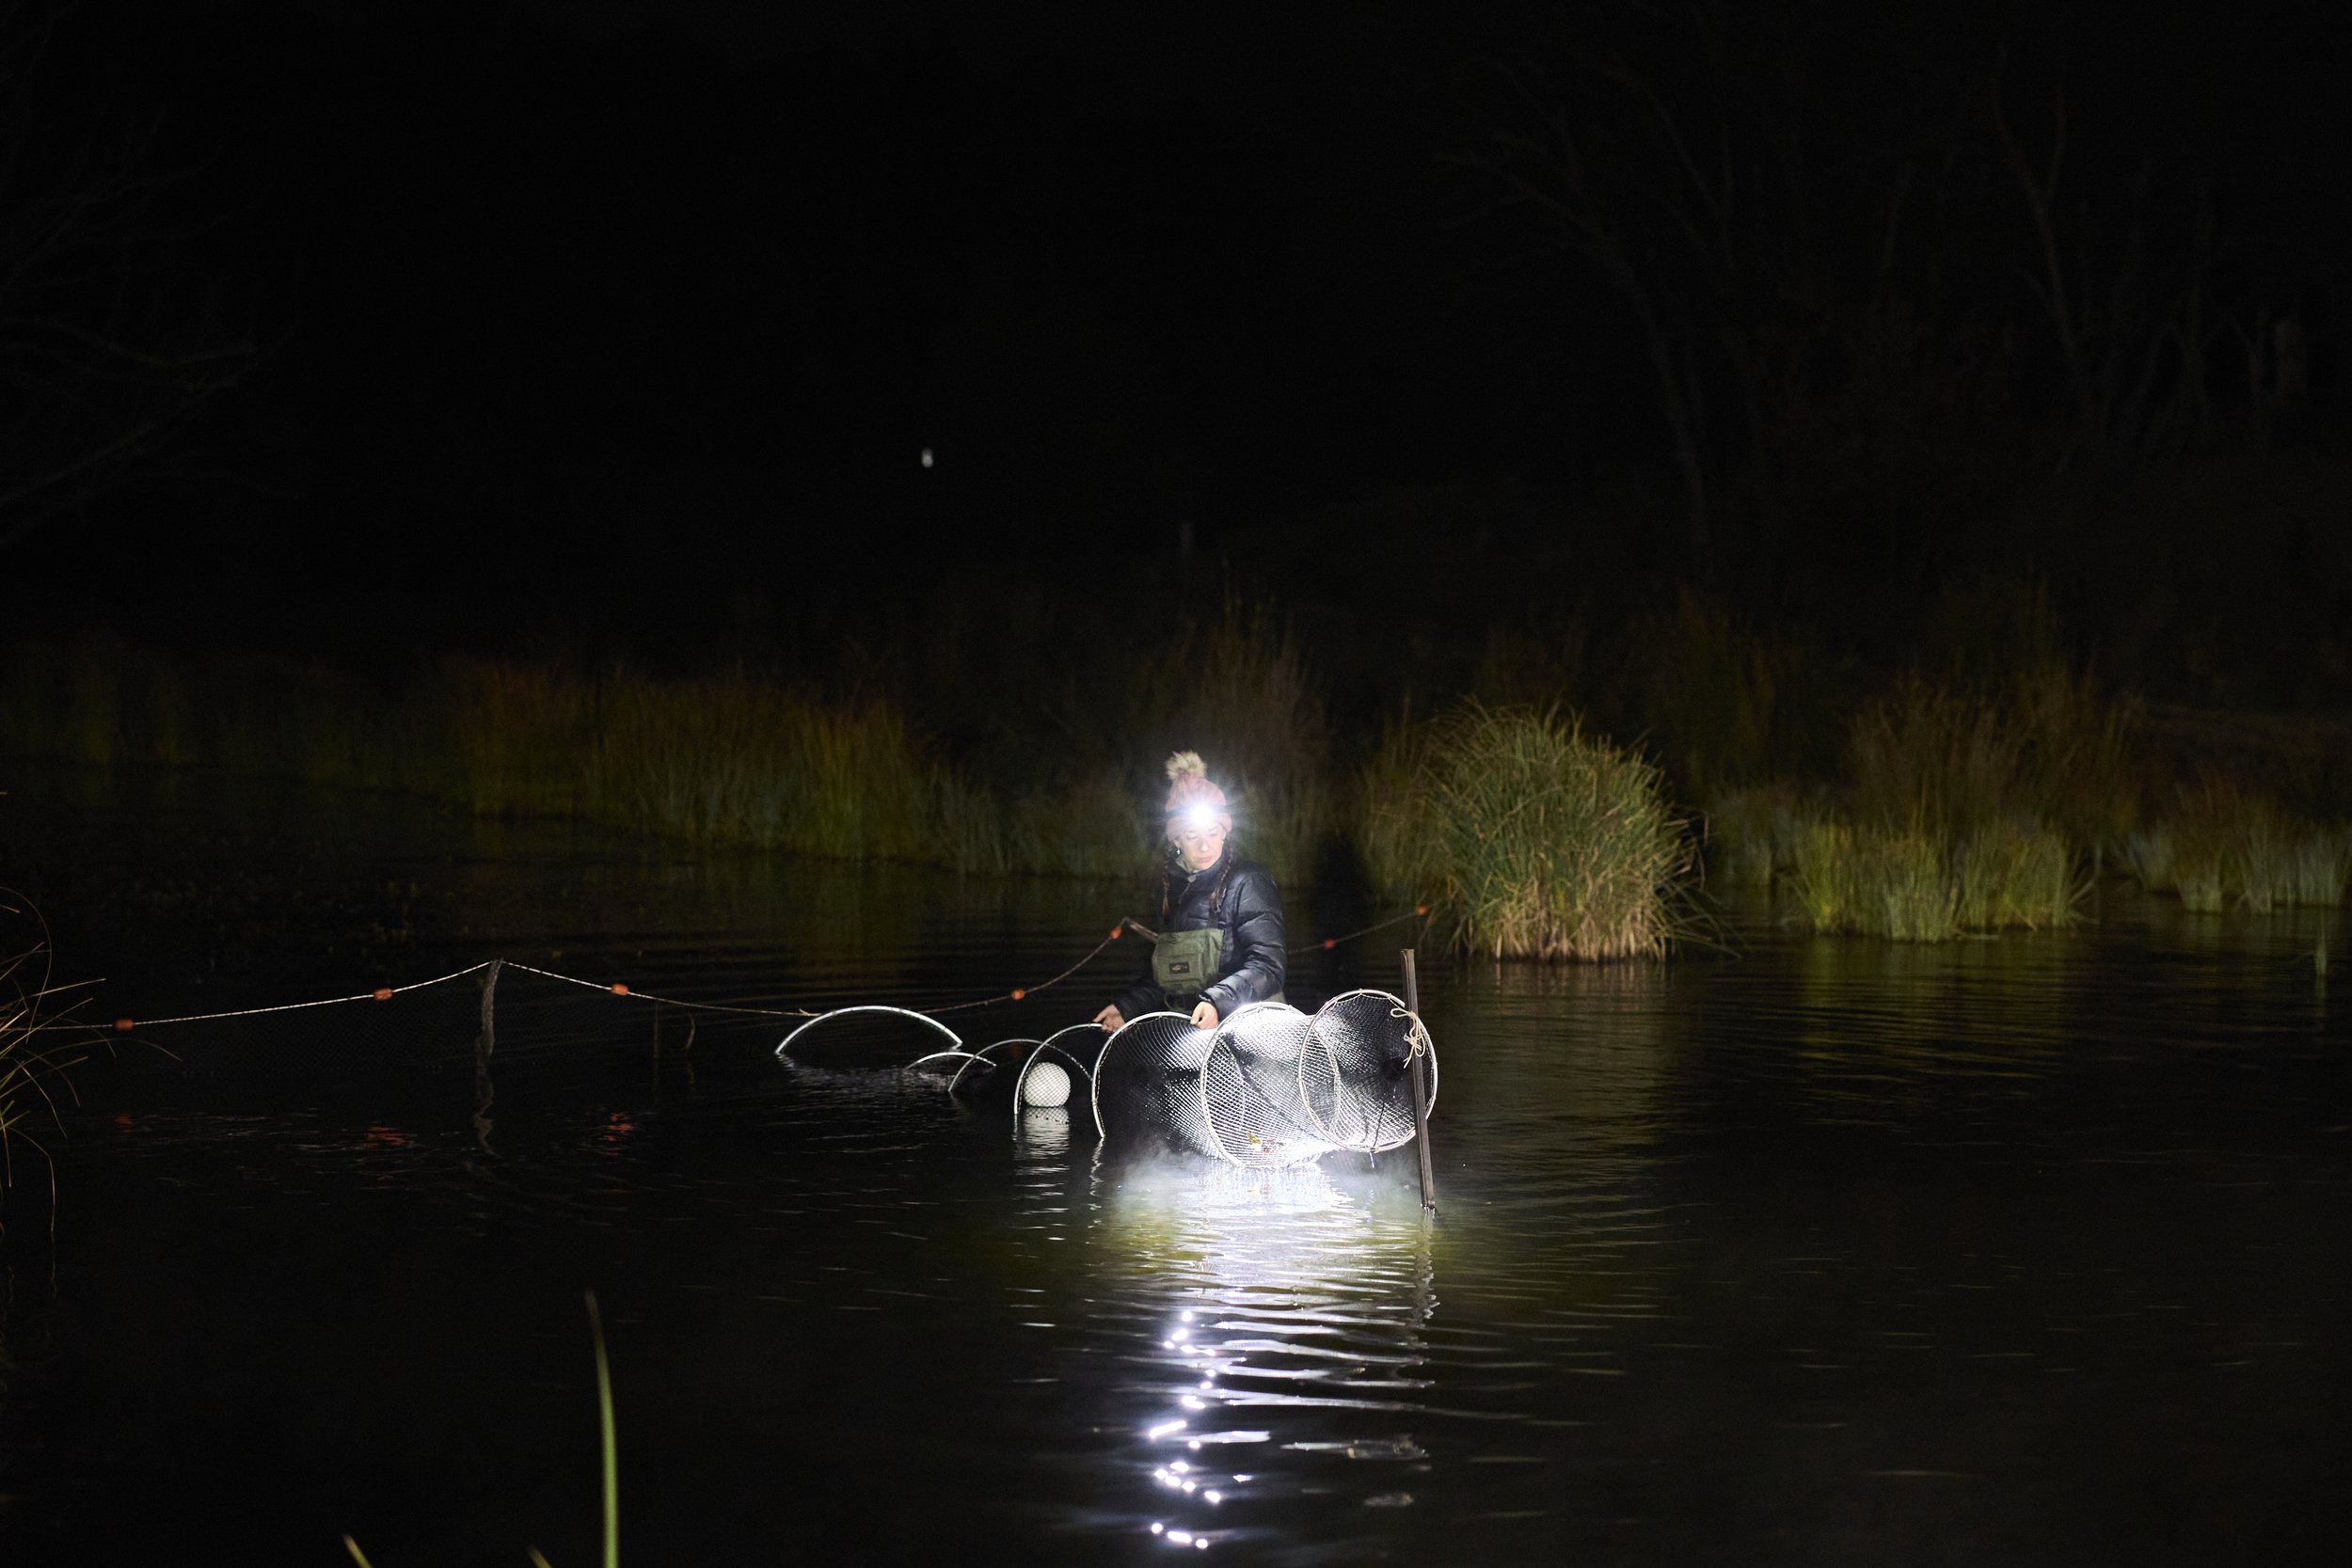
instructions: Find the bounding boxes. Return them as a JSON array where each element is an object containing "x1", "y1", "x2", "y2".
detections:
[
  {"x1": 1151, "y1": 853, "x2": 1282, "y2": 1012},
  {"x1": 1152, "y1": 926, "x2": 1226, "y2": 1001}
]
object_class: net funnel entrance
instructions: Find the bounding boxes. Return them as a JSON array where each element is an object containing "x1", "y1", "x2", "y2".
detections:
[
  {"x1": 1090, "y1": 1012, "x2": 1216, "y2": 1155},
  {"x1": 1200, "y1": 1003, "x2": 1325, "y2": 1167},
  {"x1": 1300, "y1": 988, "x2": 1438, "y2": 1156}
]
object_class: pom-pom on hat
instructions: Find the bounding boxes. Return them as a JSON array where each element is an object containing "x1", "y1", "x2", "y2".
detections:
[{"x1": 1163, "y1": 751, "x2": 1229, "y2": 816}]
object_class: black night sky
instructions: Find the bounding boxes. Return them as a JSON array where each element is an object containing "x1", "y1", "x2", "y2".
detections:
[{"x1": 8, "y1": 0, "x2": 2350, "y2": 699}]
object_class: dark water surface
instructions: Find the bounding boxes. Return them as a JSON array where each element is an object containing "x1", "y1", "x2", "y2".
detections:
[{"x1": 3, "y1": 770, "x2": 2349, "y2": 1564}]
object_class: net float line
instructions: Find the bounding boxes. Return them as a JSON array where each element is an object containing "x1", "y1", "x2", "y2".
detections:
[
  {"x1": 1290, "y1": 906, "x2": 1429, "y2": 955},
  {"x1": 98, "y1": 961, "x2": 504, "y2": 1033},
  {"x1": 1120, "y1": 906, "x2": 1427, "y2": 954},
  {"x1": 82, "y1": 904, "x2": 1431, "y2": 1037}
]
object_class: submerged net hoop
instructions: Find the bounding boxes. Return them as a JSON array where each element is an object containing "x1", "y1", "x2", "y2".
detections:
[
  {"x1": 1298, "y1": 988, "x2": 1438, "y2": 1156},
  {"x1": 948, "y1": 1037, "x2": 1035, "y2": 1095},
  {"x1": 905, "y1": 1049, "x2": 1005, "y2": 1084}
]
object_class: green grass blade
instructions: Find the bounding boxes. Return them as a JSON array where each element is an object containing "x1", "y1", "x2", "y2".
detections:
[{"x1": 584, "y1": 1291, "x2": 617, "y2": 1568}]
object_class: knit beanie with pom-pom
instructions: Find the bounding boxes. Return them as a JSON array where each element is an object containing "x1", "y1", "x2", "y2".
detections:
[{"x1": 1162, "y1": 752, "x2": 1228, "y2": 817}]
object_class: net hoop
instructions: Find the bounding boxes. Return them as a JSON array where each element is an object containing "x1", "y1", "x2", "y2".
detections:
[
  {"x1": 950, "y1": 1037, "x2": 1037, "y2": 1095},
  {"x1": 1296, "y1": 988, "x2": 1439, "y2": 1155},
  {"x1": 1089, "y1": 1010, "x2": 1204, "y2": 1141},
  {"x1": 775, "y1": 1006, "x2": 962, "y2": 1061},
  {"x1": 904, "y1": 1049, "x2": 1003, "y2": 1080},
  {"x1": 1198, "y1": 1002, "x2": 1325, "y2": 1169}
]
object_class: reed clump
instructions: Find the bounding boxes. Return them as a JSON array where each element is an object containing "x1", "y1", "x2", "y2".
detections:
[
  {"x1": 935, "y1": 768, "x2": 1152, "y2": 878},
  {"x1": 1781, "y1": 671, "x2": 2103, "y2": 939},
  {"x1": 1845, "y1": 669, "x2": 2137, "y2": 849},
  {"x1": 2126, "y1": 781, "x2": 2349, "y2": 911},
  {"x1": 1793, "y1": 822, "x2": 1959, "y2": 941},
  {"x1": 1364, "y1": 703, "x2": 1690, "y2": 960},
  {"x1": 1792, "y1": 818, "x2": 2081, "y2": 941},
  {"x1": 2, "y1": 923, "x2": 82, "y2": 1211}
]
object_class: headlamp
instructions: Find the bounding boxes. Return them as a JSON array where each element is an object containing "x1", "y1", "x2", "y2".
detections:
[{"x1": 1176, "y1": 803, "x2": 1219, "y2": 834}]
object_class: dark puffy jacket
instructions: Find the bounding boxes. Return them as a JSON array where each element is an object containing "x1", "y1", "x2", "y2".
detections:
[{"x1": 1114, "y1": 852, "x2": 1287, "y2": 1021}]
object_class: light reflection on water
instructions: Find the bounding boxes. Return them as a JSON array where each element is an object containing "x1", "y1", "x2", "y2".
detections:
[{"x1": 1098, "y1": 1161, "x2": 1435, "y2": 1555}]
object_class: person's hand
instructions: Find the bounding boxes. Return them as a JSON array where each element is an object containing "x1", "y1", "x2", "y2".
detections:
[
  {"x1": 1092, "y1": 1003, "x2": 1125, "y2": 1032},
  {"x1": 1189, "y1": 999, "x2": 1220, "y2": 1029}
]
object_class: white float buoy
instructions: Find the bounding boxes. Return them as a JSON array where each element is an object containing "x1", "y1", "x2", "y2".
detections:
[{"x1": 1022, "y1": 1059, "x2": 1072, "y2": 1108}]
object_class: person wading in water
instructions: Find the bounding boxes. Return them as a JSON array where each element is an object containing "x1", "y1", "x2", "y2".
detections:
[{"x1": 1094, "y1": 752, "x2": 1287, "y2": 1033}]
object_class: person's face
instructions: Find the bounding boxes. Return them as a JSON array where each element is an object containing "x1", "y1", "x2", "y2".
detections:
[{"x1": 1168, "y1": 808, "x2": 1231, "y2": 872}]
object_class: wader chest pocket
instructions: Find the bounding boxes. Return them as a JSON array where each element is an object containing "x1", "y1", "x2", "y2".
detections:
[{"x1": 1152, "y1": 927, "x2": 1225, "y2": 999}]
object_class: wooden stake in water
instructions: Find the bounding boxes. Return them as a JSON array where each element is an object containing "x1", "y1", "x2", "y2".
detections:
[{"x1": 1402, "y1": 947, "x2": 1437, "y2": 1216}]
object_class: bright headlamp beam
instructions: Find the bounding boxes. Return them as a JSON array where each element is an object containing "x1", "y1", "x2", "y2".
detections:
[{"x1": 1177, "y1": 804, "x2": 1218, "y2": 833}]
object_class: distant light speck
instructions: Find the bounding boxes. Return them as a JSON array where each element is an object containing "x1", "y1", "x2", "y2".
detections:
[{"x1": 920, "y1": 447, "x2": 934, "y2": 468}]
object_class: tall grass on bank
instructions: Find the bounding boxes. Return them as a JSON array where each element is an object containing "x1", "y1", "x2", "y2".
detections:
[
  {"x1": 0, "y1": 960, "x2": 38, "y2": 1158},
  {"x1": 1846, "y1": 669, "x2": 2138, "y2": 851},
  {"x1": 2, "y1": 629, "x2": 1323, "y2": 878},
  {"x1": 1698, "y1": 664, "x2": 2134, "y2": 919},
  {"x1": 1364, "y1": 704, "x2": 1689, "y2": 960},
  {"x1": 2124, "y1": 781, "x2": 2351, "y2": 911},
  {"x1": 1629, "y1": 591, "x2": 1813, "y2": 798},
  {"x1": 2, "y1": 632, "x2": 453, "y2": 792},
  {"x1": 2, "y1": 914, "x2": 84, "y2": 1214},
  {"x1": 1793, "y1": 820, "x2": 2080, "y2": 941},
  {"x1": 1772, "y1": 671, "x2": 2112, "y2": 938},
  {"x1": 445, "y1": 664, "x2": 941, "y2": 861}
]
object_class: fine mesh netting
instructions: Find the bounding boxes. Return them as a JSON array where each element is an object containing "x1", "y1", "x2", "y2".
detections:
[
  {"x1": 1299, "y1": 988, "x2": 1438, "y2": 1156},
  {"x1": 1200, "y1": 1004, "x2": 1326, "y2": 1167},
  {"x1": 1089, "y1": 990, "x2": 1436, "y2": 1168},
  {"x1": 1090, "y1": 1011, "x2": 1218, "y2": 1157}
]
